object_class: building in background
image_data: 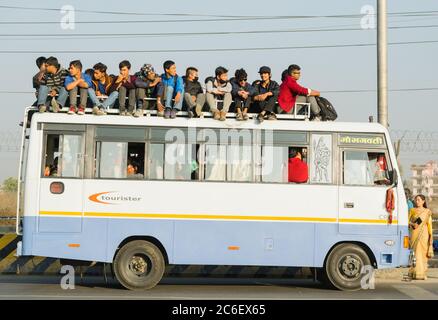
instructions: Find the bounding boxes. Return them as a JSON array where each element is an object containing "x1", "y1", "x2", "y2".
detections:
[{"x1": 411, "y1": 161, "x2": 438, "y2": 212}]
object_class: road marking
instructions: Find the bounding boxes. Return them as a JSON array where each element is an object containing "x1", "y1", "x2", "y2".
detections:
[{"x1": 392, "y1": 284, "x2": 438, "y2": 299}]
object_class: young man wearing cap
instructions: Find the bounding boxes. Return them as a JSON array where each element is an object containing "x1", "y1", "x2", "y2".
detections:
[
  {"x1": 65, "y1": 60, "x2": 93, "y2": 115},
  {"x1": 156, "y1": 60, "x2": 184, "y2": 119},
  {"x1": 36, "y1": 56, "x2": 69, "y2": 113},
  {"x1": 183, "y1": 67, "x2": 205, "y2": 118},
  {"x1": 278, "y1": 64, "x2": 322, "y2": 120},
  {"x1": 252, "y1": 66, "x2": 280, "y2": 122},
  {"x1": 230, "y1": 68, "x2": 255, "y2": 121},
  {"x1": 205, "y1": 66, "x2": 232, "y2": 121},
  {"x1": 88, "y1": 62, "x2": 119, "y2": 116},
  {"x1": 134, "y1": 64, "x2": 161, "y2": 117}
]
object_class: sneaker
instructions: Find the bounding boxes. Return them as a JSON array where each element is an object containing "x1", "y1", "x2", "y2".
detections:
[
  {"x1": 38, "y1": 105, "x2": 47, "y2": 113},
  {"x1": 267, "y1": 113, "x2": 277, "y2": 120},
  {"x1": 213, "y1": 111, "x2": 221, "y2": 120},
  {"x1": 51, "y1": 97, "x2": 60, "y2": 113},
  {"x1": 170, "y1": 108, "x2": 177, "y2": 119},
  {"x1": 67, "y1": 105, "x2": 76, "y2": 115},
  {"x1": 257, "y1": 112, "x2": 265, "y2": 123},
  {"x1": 164, "y1": 108, "x2": 171, "y2": 119},
  {"x1": 219, "y1": 110, "x2": 227, "y2": 121},
  {"x1": 313, "y1": 115, "x2": 322, "y2": 122},
  {"x1": 236, "y1": 112, "x2": 243, "y2": 121},
  {"x1": 187, "y1": 109, "x2": 194, "y2": 119},
  {"x1": 242, "y1": 111, "x2": 249, "y2": 121},
  {"x1": 94, "y1": 107, "x2": 106, "y2": 116},
  {"x1": 77, "y1": 105, "x2": 85, "y2": 115},
  {"x1": 157, "y1": 103, "x2": 165, "y2": 117},
  {"x1": 195, "y1": 104, "x2": 203, "y2": 118},
  {"x1": 119, "y1": 110, "x2": 127, "y2": 116},
  {"x1": 133, "y1": 109, "x2": 143, "y2": 118}
]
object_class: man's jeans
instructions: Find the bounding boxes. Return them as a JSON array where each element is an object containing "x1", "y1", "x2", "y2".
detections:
[
  {"x1": 164, "y1": 86, "x2": 184, "y2": 110},
  {"x1": 37, "y1": 85, "x2": 68, "y2": 108},
  {"x1": 295, "y1": 95, "x2": 321, "y2": 116},
  {"x1": 68, "y1": 87, "x2": 88, "y2": 107},
  {"x1": 88, "y1": 88, "x2": 119, "y2": 109},
  {"x1": 206, "y1": 92, "x2": 232, "y2": 113},
  {"x1": 184, "y1": 93, "x2": 205, "y2": 111},
  {"x1": 118, "y1": 86, "x2": 136, "y2": 112}
]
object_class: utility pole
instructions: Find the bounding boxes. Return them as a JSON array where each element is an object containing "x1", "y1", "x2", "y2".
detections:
[{"x1": 377, "y1": 0, "x2": 388, "y2": 128}]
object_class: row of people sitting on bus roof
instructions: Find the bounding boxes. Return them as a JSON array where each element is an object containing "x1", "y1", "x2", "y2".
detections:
[{"x1": 33, "y1": 56, "x2": 323, "y2": 121}]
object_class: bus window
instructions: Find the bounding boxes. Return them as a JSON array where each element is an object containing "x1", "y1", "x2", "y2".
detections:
[
  {"x1": 205, "y1": 145, "x2": 226, "y2": 181},
  {"x1": 148, "y1": 143, "x2": 199, "y2": 181},
  {"x1": 43, "y1": 134, "x2": 82, "y2": 178},
  {"x1": 343, "y1": 150, "x2": 391, "y2": 186},
  {"x1": 127, "y1": 143, "x2": 145, "y2": 179},
  {"x1": 261, "y1": 146, "x2": 288, "y2": 183},
  {"x1": 227, "y1": 145, "x2": 253, "y2": 182},
  {"x1": 148, "y1": 143, "x2": 164, "y2": 180},
  {"x1": 164, "y1": 143, "x2": 198, "y2": 180},
  {"x1": 96, "y1": 141, "x2": 145, "y2": 179}
]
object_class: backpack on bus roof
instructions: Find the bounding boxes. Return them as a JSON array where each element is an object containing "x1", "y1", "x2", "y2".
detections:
[{"x1": 315, "y1": 96, "x2": 338, "y2": 121}]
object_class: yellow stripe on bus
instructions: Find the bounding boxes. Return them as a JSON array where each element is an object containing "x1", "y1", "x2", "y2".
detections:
[
  {"x1": 39, "y1": 211, "x2": 82, "y2": 216},
  {"x1": 84, "y1": 212, "x2": 338, "y2": 222},
  {"x1": 339, "y1": 218, "x2": 398, "y2": 224},
  {"x1": 38, "y1": 210, "x2": 397, "y2": 224}
]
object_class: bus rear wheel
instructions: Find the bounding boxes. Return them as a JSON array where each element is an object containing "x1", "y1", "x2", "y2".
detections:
[
  {"x1": 325, "y1": 243, "x2": 371, "y2": 291},
  {"x1": 113, "y1": 240, "x2": 165, "y2": 290}
]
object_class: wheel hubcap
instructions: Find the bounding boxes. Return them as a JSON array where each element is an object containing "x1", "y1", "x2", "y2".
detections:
[
  {"x1": 339, "y1": 255, "x2": 361, "y2": 278},
  {"x1": 129, "y1": 255, "x2": 148, "y2": 276}
]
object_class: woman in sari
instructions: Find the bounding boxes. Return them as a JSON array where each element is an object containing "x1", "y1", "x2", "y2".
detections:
[{"x1": 408, "y1": 194, "x2": 434, "y2": 280}]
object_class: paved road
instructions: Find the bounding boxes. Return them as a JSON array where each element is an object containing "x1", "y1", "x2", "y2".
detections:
[{"x1": 0, "y1": 275, "x2": 438, "y2": 300}]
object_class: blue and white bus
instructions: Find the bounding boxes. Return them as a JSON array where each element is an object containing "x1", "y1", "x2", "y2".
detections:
[{"x1": 16, "y1": 107, "x2": 410, "y2": 291}]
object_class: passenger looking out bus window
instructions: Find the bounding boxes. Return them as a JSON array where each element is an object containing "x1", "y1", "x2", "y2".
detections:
[
  {"x1": 44, "y1": 156, "x2": 59, "y2": 177},
  {"x1": 127, "y1": 160, "x2": 144, "y2": 179},
  {"x1": 288, "y1": 147, "x2": 309, "y2": 183}
]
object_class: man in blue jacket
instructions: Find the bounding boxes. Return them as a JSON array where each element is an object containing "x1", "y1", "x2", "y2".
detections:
[{"x1": 157, "y1": 60, "x2": 184, "y2": 119}]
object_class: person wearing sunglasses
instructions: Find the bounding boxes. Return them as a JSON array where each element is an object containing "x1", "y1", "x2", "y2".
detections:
[{"x1": 230, "y1": 68, "x2": 256, "y2": 121}]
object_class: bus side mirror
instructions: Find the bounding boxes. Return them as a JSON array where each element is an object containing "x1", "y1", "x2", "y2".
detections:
[{"x1": 389, "y1": 170, "x2": 398, "y2": 187}]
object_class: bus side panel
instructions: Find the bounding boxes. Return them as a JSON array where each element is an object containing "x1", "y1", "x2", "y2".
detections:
[{"x1": 173, "y1": 220, "x2": 316, "y2": 267}]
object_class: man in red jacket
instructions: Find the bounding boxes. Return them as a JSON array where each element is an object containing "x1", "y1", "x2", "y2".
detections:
[
  {"x1": 288, "y1": 148, "x2": 309, "y2": 183},
  {"x1": 278, "y1": 64, "x2": 322, "y2": 120}
]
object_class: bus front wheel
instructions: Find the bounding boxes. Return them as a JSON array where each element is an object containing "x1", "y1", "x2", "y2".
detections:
[
  {"x1": 113, "y1": 240, "x2": 165, "y2": 290},
  {"x1": 325, "y1": 243, "x2": 371, "y2": 291}
]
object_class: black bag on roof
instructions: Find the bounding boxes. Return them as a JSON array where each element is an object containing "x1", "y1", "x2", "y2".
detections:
[{"x1": 315, "y1": 96, "x2": 337, "y2": 121}]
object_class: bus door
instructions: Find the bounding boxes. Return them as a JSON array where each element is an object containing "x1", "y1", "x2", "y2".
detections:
[
  {"x1": 39, "y1": 127, "x2": 85, "y2": 233},
  {"x1": 338, "y1": 148, "x2": 397, "y2": 235}
]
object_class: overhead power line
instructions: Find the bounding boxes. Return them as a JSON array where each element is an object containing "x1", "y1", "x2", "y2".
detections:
[
  {"x1": 1, "y1": 5, "x2": 438, "y2": 20},
  {"x1": 0, "y1": 39, "x2": 437, "y2": 54},
  {"x1": 2, "y1": 24, "x2": 438, "y2": 39}
]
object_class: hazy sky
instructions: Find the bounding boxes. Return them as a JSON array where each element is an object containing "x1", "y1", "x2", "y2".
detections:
[{"x1": 0, "y1": 0, "x2": 437, "y2": 182}]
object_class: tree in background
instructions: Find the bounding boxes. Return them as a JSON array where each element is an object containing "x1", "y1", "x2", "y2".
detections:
[{"x1": 1, "y1": 177, "x2": 18, "y2": 193}]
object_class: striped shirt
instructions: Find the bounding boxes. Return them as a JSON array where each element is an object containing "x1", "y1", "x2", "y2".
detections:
[{"x1": 42, "y1": 68, "x2": 69, "y2": 92}]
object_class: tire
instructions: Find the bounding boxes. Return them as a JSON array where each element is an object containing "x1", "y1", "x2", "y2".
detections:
[
  {"x1": 325, "y1": 243, "x2": 371, "y2": 291},
  {"x1": 113, "y1": 240, "x2": 165, "y2": 290}
]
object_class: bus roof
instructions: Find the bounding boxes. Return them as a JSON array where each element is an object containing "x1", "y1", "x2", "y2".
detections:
[{"x1": 30, "y1": 112, "x2": 389, "y2": 135}]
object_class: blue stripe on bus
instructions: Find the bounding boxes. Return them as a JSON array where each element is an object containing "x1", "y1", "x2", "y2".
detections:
[{"x1": 22, "y1": 216, "x2": 410, "y2": 269}]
